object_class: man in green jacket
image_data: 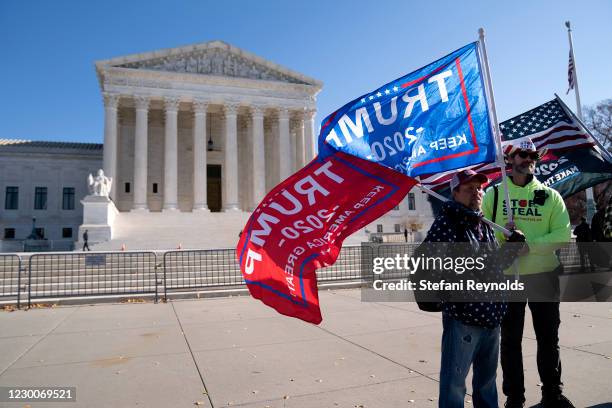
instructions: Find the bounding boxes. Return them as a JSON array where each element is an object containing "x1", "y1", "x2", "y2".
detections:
[{"x1": 482, "y1": 138, "x2": 573, "y2": 408}]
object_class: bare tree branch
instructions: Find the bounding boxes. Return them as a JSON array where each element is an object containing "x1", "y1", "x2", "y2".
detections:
[{"x1": 584, "y1": 99, "x2": 612, "y2": 151}]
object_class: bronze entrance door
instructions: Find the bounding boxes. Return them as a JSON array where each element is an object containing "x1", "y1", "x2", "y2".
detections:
[{"x1": 207, "y1": 165, "x2": 222, "y2": 212}]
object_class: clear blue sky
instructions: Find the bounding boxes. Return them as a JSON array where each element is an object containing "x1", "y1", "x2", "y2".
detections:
[{"x1": 1, "y1": 0, "x2": 610, "y2": 143}]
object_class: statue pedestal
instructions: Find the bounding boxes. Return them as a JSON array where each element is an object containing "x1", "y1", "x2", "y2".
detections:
[{"x1": 78, "y1": 195, "x2": 119, "y2": 244}]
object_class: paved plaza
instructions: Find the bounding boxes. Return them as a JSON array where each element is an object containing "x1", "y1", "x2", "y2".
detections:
[{"x1": 1, "y1": 289, "x2": 611, "y2": 407}]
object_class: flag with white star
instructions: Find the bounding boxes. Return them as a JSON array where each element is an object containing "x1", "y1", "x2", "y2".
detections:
[
  {"x1": 316, "y1": 42, "x2": 497, "y2": 178},
  {"x1": 419, "y1": 96, "x2": 612, "y2": 199}
]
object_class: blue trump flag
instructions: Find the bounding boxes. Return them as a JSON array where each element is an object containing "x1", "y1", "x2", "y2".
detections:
[{"x1": 317, "y1": 42, "x2": 496, "y2": 178}]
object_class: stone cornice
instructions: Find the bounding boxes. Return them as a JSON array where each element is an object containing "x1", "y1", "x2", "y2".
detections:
[
  {"x1": 100, "y1": 66, "x2": 321, "y2": 97},
  {"x1": 95, "y1": 40, "x2": 322, "y2": 89},
  {"x1": 0, "y1": 149, "x2": 102, "y2": 160}
]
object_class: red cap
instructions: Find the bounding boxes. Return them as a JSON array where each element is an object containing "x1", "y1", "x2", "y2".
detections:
[{"x1": 450, "y1": 169, "x2": 489, "y2": 191}]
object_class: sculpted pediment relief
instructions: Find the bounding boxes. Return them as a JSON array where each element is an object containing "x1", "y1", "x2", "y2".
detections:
[{"x1": 114, "y1": 47, "x2": 310, "y2": 85}]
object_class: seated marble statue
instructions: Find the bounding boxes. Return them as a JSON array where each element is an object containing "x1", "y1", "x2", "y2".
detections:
[{"x1": 88, "y1": 169, "x2": 113, "y2": 197}]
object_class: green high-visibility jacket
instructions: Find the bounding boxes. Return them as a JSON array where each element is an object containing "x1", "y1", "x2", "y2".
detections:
[{"x1": 482, "y1": 176, "x2": 571, "y2": 275}]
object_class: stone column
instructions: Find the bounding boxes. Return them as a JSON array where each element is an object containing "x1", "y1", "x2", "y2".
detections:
[
  {"x1": 224, "y1": 103, "x2": 240, "y2": 211},
  {"x1": 303, "y1": 109, "x2": 316, "y2": 161},
  {"x1": 294, "y1": 116, "x2": 305, "y2": 170},
  {"x1": 192, "y1": 99, "x2": 209, "y2": 211},
  {"x1": 163, "y1": 96, "x2": 180, "y2": 211},
  {"x1": 278, "y1": 108, "x2": 291, "y2": 181},
  {"x1": 132, "y1": 95, "x2": 150, "y2": 211},
  {"x1": 251, "y1": 105, "x2": 265, "y2": 210},
  {"x1": 102, "y1": 93, "x2": 120, "y2": 200}
]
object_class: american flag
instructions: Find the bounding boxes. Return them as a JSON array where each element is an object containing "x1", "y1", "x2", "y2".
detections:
[
  {"x1": 417, "y1": 97, "x2": 601, "y2": 192},
  {"x1": 567, "y1": 51, "x2": 575, "y2": 94}
]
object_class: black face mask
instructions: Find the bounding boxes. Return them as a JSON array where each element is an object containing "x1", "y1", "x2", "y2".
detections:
[{"x1": 533, "y1": 190, "x2": 549, "y2": 206}]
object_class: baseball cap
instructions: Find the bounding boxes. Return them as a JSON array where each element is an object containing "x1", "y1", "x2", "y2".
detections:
[
  {"x1": 503, "y1": 137, "x2": 547, "y2": 159},
  {"x1": 450, "y1": 169, "x2": 489, "y2": 191}
]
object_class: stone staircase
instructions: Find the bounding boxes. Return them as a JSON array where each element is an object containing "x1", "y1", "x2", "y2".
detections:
[{"x1": 84, "y1": 210, "x2": 369, "y2": 251}]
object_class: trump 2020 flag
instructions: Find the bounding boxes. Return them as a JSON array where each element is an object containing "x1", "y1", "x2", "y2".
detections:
[
  {"x1": 318, "y1": 42, "x2": 496, "y2": 177},
  {"x1": 237, "y1": 41, "x2": 498, "y2": 324},
  {"x1": 237, "y1": 152, "x2": 416, "y2": 324}
]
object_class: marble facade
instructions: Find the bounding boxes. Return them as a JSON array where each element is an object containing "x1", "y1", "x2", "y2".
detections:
[{"x1": 97, "y1": 40, "x2": 322, "y2": 213}]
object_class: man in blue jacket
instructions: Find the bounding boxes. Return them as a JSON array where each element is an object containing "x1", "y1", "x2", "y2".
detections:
[{"x1": 424, "y1": 170, "x2": 526, "y2": 408}]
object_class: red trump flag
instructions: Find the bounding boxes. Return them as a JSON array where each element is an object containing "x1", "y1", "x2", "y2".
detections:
[{"x1": 236, "y1": 151, "x2": 416, "y2": 324}]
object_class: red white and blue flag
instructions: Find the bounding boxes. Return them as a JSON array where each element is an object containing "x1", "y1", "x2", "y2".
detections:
[
  {"x1": 237, "y1": 41, "x2": 498, "y2": 324},
  {"x1": 418, "y1": 96, "x2": 612, "y2": 199}
]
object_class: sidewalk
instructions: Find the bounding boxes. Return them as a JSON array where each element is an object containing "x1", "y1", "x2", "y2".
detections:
[{"x1": 1, "y1": 289, "x2": 611, "y2": 407}]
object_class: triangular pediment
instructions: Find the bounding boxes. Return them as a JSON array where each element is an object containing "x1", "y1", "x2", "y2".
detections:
[{"x1": 97, "y1": 41, "x2": 321, "y2": 87}]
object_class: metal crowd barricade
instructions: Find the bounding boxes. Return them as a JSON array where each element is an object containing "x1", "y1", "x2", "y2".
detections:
[
  {"x1": 163, "y1": 249, "x2": 243, "y2": 299},
  {"x1": 27, "y1": 251, "x2": 158, "y2": 307},
  {"x1": 317, "y1": 246, "x2": 362, "y2": 282},
  {"x1": 0, "y1": 254, "x2": 22, "y2": 308}
]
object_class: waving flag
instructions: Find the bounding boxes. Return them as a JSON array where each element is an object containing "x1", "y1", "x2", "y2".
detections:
[
  {"x1": 318, "y1": 42, "x2": 496, "y2": 178},
  {"x1": 567, "y1": 51, "x2": 575, "y2": 94},
  {"x1": 237, "y1": 41, "x2": 498, "y2": 324},
  {"x1": 419, "y1": 96, "x2": 612, "y2": 198},
  {"x1": 237, "y1": 153, "x2": 415, "y2": 324}
]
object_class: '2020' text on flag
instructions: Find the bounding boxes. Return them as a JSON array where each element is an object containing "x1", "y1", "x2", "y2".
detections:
[
  {"x1": 237, "y1": 41, "x2": 498, "y2": 324},
  {"x1": 237, "y1": 152, "x2": 416, "y2": 324}
]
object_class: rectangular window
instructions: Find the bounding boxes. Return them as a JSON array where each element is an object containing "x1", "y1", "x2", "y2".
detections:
[
  {"x1": 4, "y1": 228, "x2": 15, "y2": 239},
  {"x1": 62, "y1": 187, "x2": 75, "y2": 210},
  {"x1": 394, "y1": 224, "x2": 401, "y2": 233},
  {"x1": 35, "y1": 228, "x2": 45, "y2": 239},
  {"x1": 125, "y1": 182, "x2": 131, "y2": 193},
  {"x1": 5, "y1": 186, "x2": 18, "y2": 210},
  {"x1": 152, "y1": 183, "x2": 158, "y2": 194},
  {"x1": 62, "y1": 227, "x2": 73, "y2": 238},
  {"x1": 34, "y1": 187, "x2": 47, "y2": 210},
  {"x1": 377, "y1": 224, "x2": 383, "y2": 233},
  {"x1": 408, "y1": 193, "x2": 416, "y2": 211}
]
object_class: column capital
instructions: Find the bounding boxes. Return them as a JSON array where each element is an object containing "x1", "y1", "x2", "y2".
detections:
[
  {"x1": 134, "y1": 95, "x2": 151, "y2": 111},
  {"x1": 277, "y1": 107, "x2": 290, "y2": 120},
  {"x1": 223, "y1": 102, "x2": 240, "y2": 116},
  {"x1": 250, "y1": 104, "x2": 265, "y2": 118},
  {"x1": 103, "y1": 93, "x2": 120, "y2": 109},
  {"x1": 302, "y1": 108, "x2": 316, "y2": 120},
  {"x1": 193, "y1": 98, "x2": 209, "y2": 114},
  {"x1": 163, "y1": 96, "x2": 181, "y2": 113}
]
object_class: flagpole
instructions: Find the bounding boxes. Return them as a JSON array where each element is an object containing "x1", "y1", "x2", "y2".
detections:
[
  {"x1": 565, "y1": 22, "x2": 595, "y2": 219},
  {"x1": 478, "y1": 28, "x2": 513, "y2": 225},
  {"x1": 565, "y1": 21, "x2": 583, "y2": 120}
]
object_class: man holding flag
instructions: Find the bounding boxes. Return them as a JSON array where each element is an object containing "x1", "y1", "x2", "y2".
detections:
[
  {"x1": 237, "y1": 37, "x2": 502, "y2": 324},
  {"x1": 482, "y1": 138, "x2": 574, "y2": 408}
]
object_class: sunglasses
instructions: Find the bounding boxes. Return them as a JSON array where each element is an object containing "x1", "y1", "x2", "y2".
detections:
[{"x1": 514, "y1": 151, "x2": 539, "y2": 160}]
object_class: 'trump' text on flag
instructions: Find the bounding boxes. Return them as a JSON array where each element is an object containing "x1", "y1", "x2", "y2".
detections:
[
  {"x1": 237, "y1": 40, "x2": 500, "y2": 324},
  {"x1": 318, "y1": 42, "x2": 496, "y2": 178}
]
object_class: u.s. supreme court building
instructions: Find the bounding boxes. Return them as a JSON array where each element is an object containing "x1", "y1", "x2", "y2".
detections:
[{"x1": 0, "y1": 41, "x2": 433, "y2": 251}]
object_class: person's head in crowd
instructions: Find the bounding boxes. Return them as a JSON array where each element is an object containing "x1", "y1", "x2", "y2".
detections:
[
  {"x1": 450, "y1": 169, "x2": 489, "y2": 211},
  {"x1": 504, "y1": 138, "x2": 545, "y2": 177}
]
